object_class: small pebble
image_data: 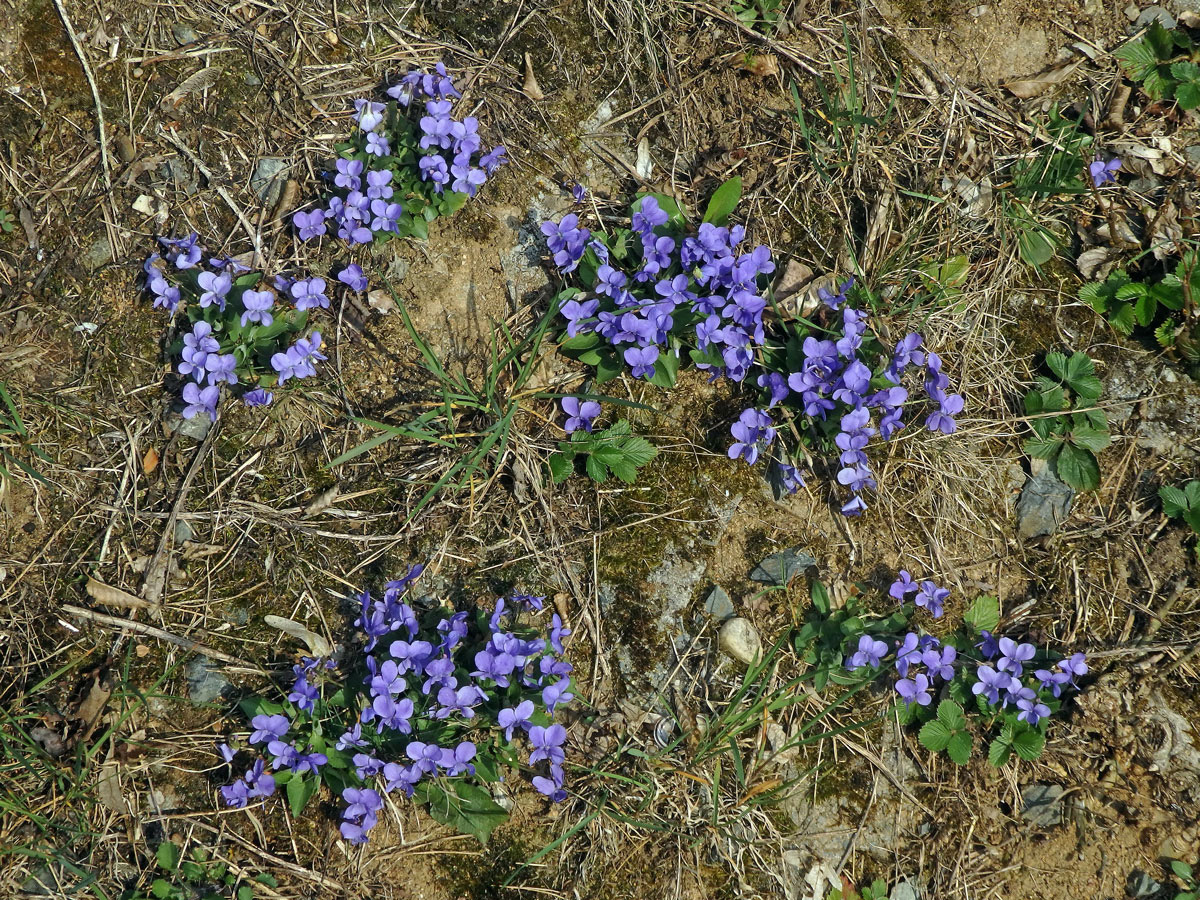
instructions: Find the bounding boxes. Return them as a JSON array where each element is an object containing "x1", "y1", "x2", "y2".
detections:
[
  {"x1": 703, "y1": 585, "x2": 734, "y2": 620},
  {"x1": 718, "y1": 617, "x2": 762, "y2": 666},
  {"x1": 171, "y1": 23, "x2": 200, "y2": 46}
]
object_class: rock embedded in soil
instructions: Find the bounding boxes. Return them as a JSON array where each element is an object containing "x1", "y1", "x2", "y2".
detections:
[
  {"x1": 890, "y1": 880, "x2": 921, "y2": 900},
  {"x1": 251, "y1": 158, "x2": 290, "y2": 208},
  {"x1": 749, "y1": 547, "x2": 817, "y2": 586},
  {"x1": 1015, "y1": 466, "x2": 1074, "y2": 539},
  {"x1": 1134, "y1": 5, "x2": 1177, "y2": 29},
  {"x1": 1020, "y1": 783, "x2": 1066, "y2": 828},
  {"x1": 703, "y1": 585, "x2": 734, "y2": 620},
  {"x1": 718, "y1": 617, "x2": 762, "y2": 665},
  {"x1": 82, "y1": 236, "x2": 112, "y2": 271},
  {"x1": 185, "y1": 656, "x2": 230, "y2": 705}
]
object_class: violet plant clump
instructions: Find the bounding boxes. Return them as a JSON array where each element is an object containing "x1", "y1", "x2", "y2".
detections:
[
  {"x1": 545, "y1": 177, "x2": 961, "y2": 513},
  {"x1": 293, "y1": 62, "x2": 507, "y2": 249},
  {"x1": 796, "y1": 572, "x2": 1087, "y2": 766},
  {"x1": 144, "y1": 234, "x2": 327, "y2": 421},
  {"x1": 217, "y1": 566, "x2": 575, "y2": 845}
]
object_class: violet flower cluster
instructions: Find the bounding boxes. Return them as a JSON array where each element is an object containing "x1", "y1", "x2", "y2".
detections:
[
  {"x1": 293, "y1": 62, "x2": 507, "y2": 250},
  {"x1": 544, "y1": 190, "x2": 961, "y2": 513},
  {"x1": 144, "y1": 233, "x2": 329, "y2": 421},
  {"x1": 843, "y1": 571, "x2": 1087, "y2": 731},
  {"x1": 217, "y1": 567, "x2": 575, "y2": 846}
]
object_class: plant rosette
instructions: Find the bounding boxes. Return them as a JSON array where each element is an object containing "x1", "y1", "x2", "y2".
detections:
[
  {"x1": 145, "y1": 233, "x2": 328, "y2": 422},
  {"x1": 293, "y1": 62, "x2": 507, "y2": 248},
  {"x1": 545, "y1": 177, "x2": 961, "y2": 514},
  {"x1": 217, "y1": 567, "x2": 575, "y2": 845}
]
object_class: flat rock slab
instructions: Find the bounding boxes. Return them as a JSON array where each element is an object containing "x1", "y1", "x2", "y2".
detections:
[
  {"x1": 1021, "y1": 783, "x2": 1065, "y2": 828},
  {"x1": 749, "y1": 547, "x2": 817, "y2": 586},
  {"x1": 1016, "y1": 468, "x2": 1074, "y2": 539}
]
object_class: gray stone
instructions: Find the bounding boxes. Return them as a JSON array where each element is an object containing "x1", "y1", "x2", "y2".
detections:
[
  {"x1": 82, "y1": 236, "x2": 112, "y2": 271},
  {"x1": 243, "y1": 72, "x2": 262, "y2": 86},
  {"x1": 703, "y1": 585, "x2": 735, "y2": 620},
  {"x1": 749, "y1": 547, "x2": 817, "y2": 586},
  {"x1": 1016, "y1": 467, "x2": 1074, "y2": 538},
  {"x1": 1185, "y1": 145, "x2": 1200, "y2": 167},
  {"x1": 173, "y1": 519, "x2": 194, "y2": 545},
  {"x1": 165, "y1": 409, "x2": 212, "y2": 441},
  {"x1": 1125, "y1": 869, "x2": 1163, "y2": 898},
  {"x1": 22, "y1": 858, "x2": 93, "y2": 896},
  {"x1": 890, "y1": 881, "x2": 921, "y2": 900},
  {"x1": 171, "y1": 23, "x2": 200, "y2": 46},
  {"x1": 1135, "y1": 5, "x2": 1177, "y2": 28},
  {"x1": 1020, "y1": 783, "x2": 1065, "y2": 827},
  {"x1": 160, "y1": 156, "x2": 197, "y2": 195},
  {"x1": 185, "y1": 656, "x2": 230, "y2": 705},
  {"x1": 1128, "y1": 175, "x2": 1164, "y2": 198},
  {"x1": 251, "y1": 158, "x2": 289, "y2": 208},
  {"x1": 718, "y1": 617, "x2": 762, "y2": 665}
]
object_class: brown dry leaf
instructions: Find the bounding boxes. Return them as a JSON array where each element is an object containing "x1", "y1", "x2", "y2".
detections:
[
  {"x1": 302, "y1": 485, "x2": 340, "y2": 517},
  {"x1": 73, "y1": 668, "x2": 113, "y2": 744},
  {"x1": 142, "y1": 446, "x2": 159, "y2": 475},
  {"x1": 163, "y1": 67, "x2": 221, "y2": 107},
  {"x1": 740, "y1": 53, "x2": 779, "y2": 78},
  {"x1": 86, "y1": 577, "x2": 150, "y2": 609},
  {"x1": 366, "y1": 288, "x2": 397, "y2": 315},
  {"x1": 263, "y1": 615, "x2": 333, "y2": 657},
  {"x1": 1003, "y1": 61, "x2": 1080, "y2": 98},
  {"x1": 135, "y1": 643, "x2": 150, "y2": 657},
  {"x1": 522, "y1": 53, "x2": 544, "y2": 101},
  {"x1": 96, "y1": 761, "x2": 125, "y2": 813}
]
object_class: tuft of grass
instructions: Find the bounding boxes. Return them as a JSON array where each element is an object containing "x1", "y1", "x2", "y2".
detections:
[{"x1": 0, "y1": 381, "x2": 51, "y2": 486}]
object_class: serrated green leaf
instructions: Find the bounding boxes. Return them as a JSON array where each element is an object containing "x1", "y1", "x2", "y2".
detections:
[
  {"x1": 1155, "y1": 320, "x2": 1177, "y2": 347},
  {"x1": 1023, "y1": 434, "x2": 1064, "y2": 460},
  {"x1": 1184, "y1": 480, "x2": 1200, "y2": 506},
  {"x1": 1069, "y1": 426, "x2": 1110, "y2": 453},
  {"x1": 1108, "y1": 302, "x2": 1135, "y2": 334},
  {"x1": 937, "y1": 699, "x2": 966, "y2": 730},
  {"x1": 1115, "y1": 282, "x2": 1148, "y2": 301},
  {"x1": 1115, "y1": 38, "x2": 1159, "y2": 81},
  {"x1": 1011, "y1": 729, "x2": 1045, "y2": 761},
  {"x1": 618, "y1": 436, "x2": 658, "y2": 467},
  {"x1": 1045, "y1": 351, "x2": 1069, "y2": 382},
  {"x1": 237, "y1": 886, "x2": 254, "y2": 900},
  {"x1": 964, "y1": 594, "x2": 1000, "y2": 633},
  {"x1": 946, "y1": 730, "x2": 973, "y2": 765},
  {"x1": 1184, "y1": 507, "x2": 1200, "y2": 535},
  {"x1": 151, "y1": 879, "x2": 173, "y2": 899},
  {"x1": 1054, "y1": 442, "x2": 1100, "y2": 491},
  {"x1": 584, "y1": 454, "x2": 608, "y2": 483},
  {"x1": 988, "y1": 735, "x2": 1013, "y2": 767},
  {"x1": 919, "y1": 719, "x2": 952, "y2": 752},
  {"x1": 548, "y1": 452, "x2": 572, "y2": 484},
  {"x1": 1175, "y1": 80, "x2": 1200, "y2": 109}
]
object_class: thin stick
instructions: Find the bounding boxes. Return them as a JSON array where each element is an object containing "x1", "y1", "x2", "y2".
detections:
[
  {"x1": 51, "y1": 0, "x2": 112, "y2": 195},
  {"x1": 60, "y1": 605, "x2": 266, "y2": 672}
]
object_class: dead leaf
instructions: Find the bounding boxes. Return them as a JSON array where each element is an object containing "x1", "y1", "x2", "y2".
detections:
[
  {"x1": 1003, "y1": 61, "x2": 1080, "y2": 98},
  {"x1": 86, "y1": 577, "x2": 150, "y2": 609},
  {"x1": 142, "y1": 446, "x2": 159, "y2": 475},
  {"x1": 263, "y1": 616, "x2": 332, "y2": 657},
  {"x1": 740, "y1": 54, "x2": 779, "y2": 78},
  {"x1": 135, "y1": 643, "x2": 150, "y2": 658},
  {"x1": 303, "y1": 485, "x2": 340, "y2": 517},
  {"x1": 1148, "y1": 199, "x2": 1184, "y2": 261},
  {"x1": 366, "y1": 288, "x2": 397, "y2": 315},
  {"x1": 942, "y1": 173, "x2": 994, "y2": 218},
  {"x1": 96, "y1": 762, "x2": 125, "y2": 813},
  {"x1": 18, "y1": 207, "x2": 38, "y2": 251},
  {"x1": 271, "y1": 178, "x2": 301, "y2": 221},
  {"x1": 72, "y1": 668, "x2": 113, "y2": 744},
  {"x1": 522, "y1": 53, "x2": 544, "y2": 101},
  {"x1": 163, "y1": 67, "x2": 221, "y2": 107}
]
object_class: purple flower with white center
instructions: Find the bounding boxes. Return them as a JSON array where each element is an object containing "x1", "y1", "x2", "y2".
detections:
[
  {"x1": 243, "y1": 759, "x2": 275, "y2": 800},
  {"x1": 267, "y1": 739, "x2": 298, "y2": 770},
  {"x1": 293, "y1": 209, "x2": 327, "y2": 241},
  {"x1": 1034, "y1": 667, "x2": 1072, "y2": 697},
  {"x1": 1088, "y1": 156, "x2": 1120, "y2": 188},
  {"x1": 624, "y1": 345, "x2": 658, "y2": 380},
  {"x1": 340, "y1": 787, "x2": 382, "y2": 844},
  {"x1": 179, "y1": 322, "x2": 219, "y2": 379},
  {"x1": 542, "y1": 676, "x2": 574, "y2": 713},
  {"x1": 389, "y1": 638, "x2": 434, "y2": 675},
  {"x1": 149, "y1": 273, "x2": 181, "y2": 313},
  {"x1": 846, "y1": 635, "x2": 889, "y2": 670},
  {"x1": 291, "y1": 751, "x2": 328, "y2": 776},
  {"x1": 249, "y1": 714, "x2": 290, "y2": 745},
  {"x1": 728, "y1": 407, "x2": 776, "y2": 465},
  {"x1": 197, "y1": 270, "x2": 231, "y2": 310},
  {"x1": 336, "y1": 723, "x2": 367, "y2": 751},
  {"x1": 450, "y1": 157, "x2": 486, "y2": 197},
  {"x1": 1058, "y1": 652, "x2": 1087, "y2": 685},
  {"x1": 528, "y1": 724, "x2": 567, "y2": 767},
  {"x1": 369, "y1": 199, "x2": 403, "y2": 233},
  {"x1": 182, "y1": 382, "x2": 219, "y2": 420},
  {"x1": 1016, "y1": 692, "x2": 1050, "y2": 726},
  {"x1": 337, "y1": 263, "x2": 368, "y2": 292},
  {"x1": 365, "y1": 131, "x2": 390, "y2": 157},
  {"x1": 498, "y1": 699, "x2": 535, "y2": 740},
  {"x1": 362, "y1": 693, "x2": 414, "y2": 733},
  {"x1": 895, "y1": 673, "x2": 932, "y2": 707},
  {"x1": 757, "y1": 372, "x2": 790, "y2": 407},
  {"x1": 541, "y1": 214, "x2": 590, "y2": 273},
  {"x1": 419, "y1": 154, "x2": 450, "y2": 189},
  {"x1": 221, "y1": 779, "x2": 250, "y2": 808},
  {"x1": 242, "y1": 386, "x2": 272, "y2": 407},
  {"x1": 977, "y1": 630, "x2": 1000, "y2": 660},
  {"x1": 407, "y1": 741, "x2": 445, "y2": 776},
  {"x1": 290, "y1": 277, "x2": 329, "y2": 312},
  {"x1": 913, "y1": 581, "x2": 948, "y2": 618},
  {"x1": 353, "y1": 752, "x2": 384, "y2": 779},
  {"x1": 972, "y1": 665, "x2": 1011, "y2": 705},
  {"x1": 921, "y1": 645, "x2": 957, "y2": 681},
  {"x1": 562, "y1": 397, "x2": 600, "y2": 433},
  {"x1": 632, "y1": 197, "x2": 669, "y2": 235},
  {"x1": 889, "y1": 571, "x2": 918, "y2": 601},
  {"x1": 421, "y1": 655, "x2": 456, "y2": 695},
  {"x1": 368, "y1": 658, "x2": 407, "y2": 698},
  {"x1": 354, "y1": 99, "x2": 385, "y2": 132},
  {"x1": 383, "y1": 762, "x2": 421, "y2": 798},
  {"x1": 996, "y1": 637, "x2": 1036, "y2": 677},
  {"x1": 480, "y1": 146, "x2": 508, "y2": 175},
  {"x1": 365, "y1": 169, "x2": 394, "y2": 201},
  {"x1": 560, "y1": 297, "x2": 599, "y2": 337},
  {"x1": 887, "y1": 332, "x2": 925, "y2": 381},
  {"x1": 836, "y1": 461, "x2": 875, "y2": 494},
  {"x1": 925, "y1": 391, "x2": 964, "y2": 435},
  {"x1": 435, "y1": 684, "x2": 486, "y2": 719},
  {"x1": 240, "y1": 288, "x2": 274, "y2": 326},
  {"x1": 334, "y1": 158, "x2": 364, "y2": 191},
  {"x1": 895, "y1": 632, "x2": 923, "y2": 677},
  {"x1": 160, "y1": 232, "x2": 202, "y2": 269},
  {"x1": 439, "y1": 741, "x2": 477, "y2": 777},
  {"x1": 419, "y1": 100, "x2": 455, "y2": 150}
]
